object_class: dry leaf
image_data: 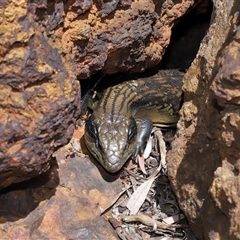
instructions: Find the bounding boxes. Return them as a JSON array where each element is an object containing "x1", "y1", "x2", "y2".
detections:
[
  {"x1": 139, "y1": 135, "x2": 152, "y2": 174},
  {"x1": 162, "y1": 214, "x2": 185, "y2": 225},
  {"x1": 138, "y1": 155, "x2": 147, "y2": 174},
  {"x1": 143, "y1": 135, "x2": 152, "y2": 159},
  {"x1": 154, "y1": 129, "x2": 167, "y2": 169},
  {"x1": 126, "y1": 176, "x2": 157, "y2": 214},
  {"x1": 100, "y1": 186, "x2": 131, "y2": 215}
]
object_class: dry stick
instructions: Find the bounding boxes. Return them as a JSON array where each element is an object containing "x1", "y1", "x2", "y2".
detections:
[{"x1": 121, "y1": 214, "x2": 189, "y2": 232}]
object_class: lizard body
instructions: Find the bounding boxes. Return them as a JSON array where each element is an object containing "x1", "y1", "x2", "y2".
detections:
[{"x1": 84, "y1": 69, "x2": 184, "y2": 172}]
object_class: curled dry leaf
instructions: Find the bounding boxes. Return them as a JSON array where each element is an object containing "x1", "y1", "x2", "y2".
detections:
[
  {"x1": 138, "y1": 134, "x2": 153, "y2": 174},
  {"x1": 143, "y1": 135, "x2": 153, "y2": 159},
  {"x1": 138, "y1": 155, "x2": 147, "y2": 174}
]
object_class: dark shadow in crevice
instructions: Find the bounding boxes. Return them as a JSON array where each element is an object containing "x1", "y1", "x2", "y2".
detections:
[
  {"x1": 0, "y1": 158, "x2": 59, "y2": 223},
  {"x1": 160, "y1": 0, "x2": 213, "y2": 70}
]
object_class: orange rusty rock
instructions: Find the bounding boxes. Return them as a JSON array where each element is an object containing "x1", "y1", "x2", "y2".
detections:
[
  {"x1": 167, "y1": 1, "x2": 240, "y2": 239},
  {"x1": 0, "y1": 134, "x2": 121, "y2": 239},
  {"x1": 57, "y1": 0, "x2": 194, "y2": 78},
  {"x1": 0, "y1": 0, "x2": 218, "y2": 238},
  {"x1": 0, "y1": 1, "x2": 80, "y2": 189}
]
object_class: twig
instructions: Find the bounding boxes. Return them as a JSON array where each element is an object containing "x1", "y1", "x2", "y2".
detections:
[{"x1": 121, "y1": 214, "x2": 189, "y2": 231}]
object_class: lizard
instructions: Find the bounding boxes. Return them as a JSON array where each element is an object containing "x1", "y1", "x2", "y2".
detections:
[{"x1": 83, "y1": 69, "x2": 184, "y2": 173}]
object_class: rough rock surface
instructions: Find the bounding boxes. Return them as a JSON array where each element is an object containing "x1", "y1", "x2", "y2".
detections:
[
  {"x1": 0, "y1": 127, "x2": 121, "y2": 239},
  {"x1": 0, "y1": 1, "x2": 80, "y2": 189},
  {"x1": 60, "y1": 0, "x2": 195, "y2": 78},
  {"x1": 167, "y1": 0, "x2": 240, "y2": 239}
]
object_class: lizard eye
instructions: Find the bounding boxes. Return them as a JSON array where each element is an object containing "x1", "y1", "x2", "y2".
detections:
[
  {"x1": 85, "y1": 115, "x2": 99, "y2": 143},
  {"x1": 127, "y1": 118, "x2": 137, "y2": 144}
]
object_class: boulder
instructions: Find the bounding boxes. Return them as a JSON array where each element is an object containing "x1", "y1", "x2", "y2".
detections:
[
  {"x1": 167, "y1": 0, "x2": 240, "y2": 239},
  {"x1": 0, "y1": 1, "x2": 80, "y2": 189}
]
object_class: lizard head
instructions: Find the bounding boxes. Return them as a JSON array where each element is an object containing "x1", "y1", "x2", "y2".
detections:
[{"x1": 84, "y1": 113, "x2": 137, "y2": 173}]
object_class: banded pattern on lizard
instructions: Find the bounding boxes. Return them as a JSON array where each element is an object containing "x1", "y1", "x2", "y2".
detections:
[{"x1": 84, "y1": 69, "x2": 184, "y2": 173}]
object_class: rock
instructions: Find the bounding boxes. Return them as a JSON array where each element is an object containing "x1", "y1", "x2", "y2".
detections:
[
  {"x1": 0, "y1": 127, "x2": 121, "y2": 239},
  {"x1": 167, "y1": 0, "x2": 240, "y2": 239},
  {"x1": 59, "y1": 0, "x2": 195, "y2": 78},
  {"x1": 0, "y1": 1, "x2": 80, "y2": 189}
]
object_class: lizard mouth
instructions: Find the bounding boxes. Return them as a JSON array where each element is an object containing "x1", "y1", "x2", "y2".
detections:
[{"x1": 102, "y1": 157, "x2": 125, "y2": 173}]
